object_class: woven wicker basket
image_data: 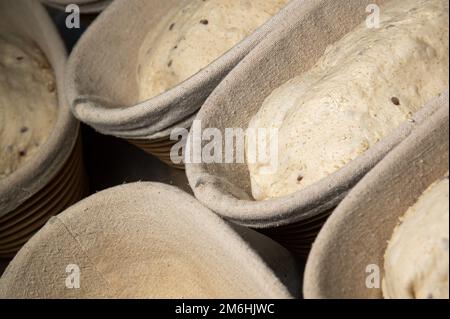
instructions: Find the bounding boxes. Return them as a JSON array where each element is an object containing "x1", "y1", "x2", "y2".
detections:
[{"x1": 0, "y1": 0, "x2": 87, "y2": 257}]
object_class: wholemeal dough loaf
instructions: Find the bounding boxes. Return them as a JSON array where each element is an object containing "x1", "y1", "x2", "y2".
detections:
[
  {"x1": 137, "y1": 0, "x2": 288, "y2": 100},
  {"x1": 382, "y1": 177, "x2": 449, "y2": 299},
  {"x1": 247, "y1": 0, "x2": 449, "y2": 200},
  {"x1": 0, "y1": 34, "x2": 57, "y2": 179}
]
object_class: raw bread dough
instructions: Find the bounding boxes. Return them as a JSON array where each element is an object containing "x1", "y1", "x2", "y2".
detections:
[
  {"x1": 382, "y1": 177, "x2": 449, "y2": 299},
  {"x1": 0, "y1": 34, "x2": 57, "y2": 179},
  {"x1": 247, "y1": 0, "x2": 449, "y2": 200},
  {"x1": 137, "y1": 0, "x2": 288, "y2": 100}
]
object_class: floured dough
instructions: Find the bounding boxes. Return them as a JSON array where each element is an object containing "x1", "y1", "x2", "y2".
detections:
[
  {"x1": 0, "y1": 34, "x2": 58, "y2": 179},
  {"x1": 247, "y1": 0, "x2": 449, "y2": 200},
  {"x1": 137, "y1": 0, "x2": 288, "y2": 100},
  {"x1": 382, "y1": 177, "x2": 449, "y2": 299}
]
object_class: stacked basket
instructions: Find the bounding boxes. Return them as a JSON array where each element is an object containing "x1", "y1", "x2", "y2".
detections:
[
  {"x1": 0, "y1": 0, "x2": 87, "y2": 257},
  {"x1": 65, "y1": 0, "x2": 298, "y2": 169}
]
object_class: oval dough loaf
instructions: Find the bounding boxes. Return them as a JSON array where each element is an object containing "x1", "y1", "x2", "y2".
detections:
[
  {"x1": 137, "y1": 0, "x2": 289, "y2": 100},
  {"x1": 383, "y1": 177, "x2": 449, "y2": 299},
  {"x1": 0, "y1": 34, "x2": 57, "y2": 179},
  {"x1": 247, "y1": 0, "x2": 449, "y2": 200}
]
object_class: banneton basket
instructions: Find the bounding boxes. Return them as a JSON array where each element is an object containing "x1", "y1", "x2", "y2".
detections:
[
  {"x1": 185, "y1": 0, "x2": 448, "y2": 257},
  {"x1": 303, "y1": 102, "x2": 449, "y2": 299},
  {"x1": 0, "y1": 182, "x2": 300, "y2": 298},
  {"x1": 0, "y1": 0, "x2": 87, "y2": 257},
  {"x1": 41, "y1": 0, "x2": 112, "y2": 14},
  {"x1": 65, "y1": 0, "x2": 297, "y2": 168}
]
